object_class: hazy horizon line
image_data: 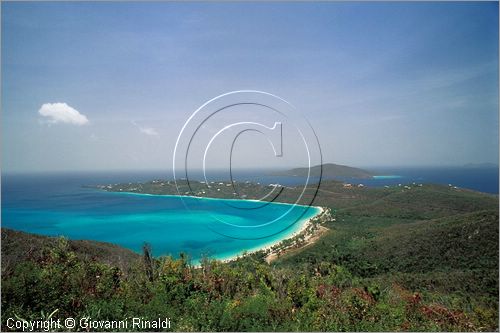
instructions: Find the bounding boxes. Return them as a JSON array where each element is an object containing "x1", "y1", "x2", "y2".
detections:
[{"x1": 2, "y1": 163, "x2": 499, "y2": 175}]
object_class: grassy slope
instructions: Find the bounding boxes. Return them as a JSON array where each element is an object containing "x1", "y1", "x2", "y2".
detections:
[
  {"x1": 1, "y1": 228, "x2": 140, "y2": 274},
  {"x1": 274, "y1": 182, "x2": 498, "y2": 317}
]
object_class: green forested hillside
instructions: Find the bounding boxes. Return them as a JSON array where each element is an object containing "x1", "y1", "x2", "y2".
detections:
[
  {"x1": 1, "y1": 228, "x2": 140, "y2": 274},
  {"x1": 2, "y1": 182, "x2": 498, "y2": 331}
]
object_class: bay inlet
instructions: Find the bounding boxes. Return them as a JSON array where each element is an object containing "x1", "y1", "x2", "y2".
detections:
[{"x1": 2, "y1": 173, "x2": 323, "y2": 264}]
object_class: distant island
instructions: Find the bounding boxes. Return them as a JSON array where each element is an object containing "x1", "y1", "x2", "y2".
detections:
[{"x1": 271, "y1": 163, "x2": 375, "y2": 179}]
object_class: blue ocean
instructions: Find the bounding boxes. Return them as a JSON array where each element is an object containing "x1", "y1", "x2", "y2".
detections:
[
  {"x1": 1, "y1": 167, "x2": 497, "y2": 263},
  {"x1": 1, "y1": 171, "x2": 320, "y2": 263},
  {"x1": 344, "y1": 166, "x2": 499, "y2": 194}
]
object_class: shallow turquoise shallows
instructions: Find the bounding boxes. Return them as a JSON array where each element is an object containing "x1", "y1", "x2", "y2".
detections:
[
  {"x1": 2, "y1": 174, "x2": 321, "y2": 264},
  {"x1": 372, "y1": 175, "x2": 402, "y2": 179}
]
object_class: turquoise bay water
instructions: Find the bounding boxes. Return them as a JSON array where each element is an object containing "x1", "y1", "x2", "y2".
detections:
[
  {"x1": 2, "y1": 173, "x2": 320, "y2": 263},
  {"x1": 372, "y1": 175, "x2": 402, "y2": 180}
]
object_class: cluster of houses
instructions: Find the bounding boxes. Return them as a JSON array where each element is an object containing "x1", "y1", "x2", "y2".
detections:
[
  {"x1": 342, "y1": 183, "x2": 364, "y2": 188},
  {"x1": 151, "y1": 179, "x2": 171, "y2": 186},
  {"x1": 342, "y1": 182, "x2": 427, "y2": 190},
  {"x1": 398, "y1": 182, "x2": 424, "y2": 190}
]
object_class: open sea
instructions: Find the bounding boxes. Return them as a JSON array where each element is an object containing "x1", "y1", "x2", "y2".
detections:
[
  {"x1": 337, "y1": 166, "x2": 499, "y2": 194},
  {"x1": 1, "y1": 166, "x2": 497, "y2": 262}
]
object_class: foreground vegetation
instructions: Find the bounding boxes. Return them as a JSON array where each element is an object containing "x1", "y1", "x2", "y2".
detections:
[{"x1": 2, "y1": 181, "x2": 498, "y2": 331}]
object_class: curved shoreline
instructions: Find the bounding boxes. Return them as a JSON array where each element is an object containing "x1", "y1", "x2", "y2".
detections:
[
  {"x1": 111, "y1": 190, "x2": 311, "y2": 209},
  {"x1": 214, "y1": 206, "x2": 324, "y2": 265},
  {"x1": 108, "y1": 190, "x2": 325, "y2": 264}
]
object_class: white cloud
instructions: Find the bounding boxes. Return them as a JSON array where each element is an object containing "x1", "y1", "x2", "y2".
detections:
[
  {"x1": 38, "y1": 103, "x2": 89, "y2": 125},
  {"x1": 131, "y1": 121, "x2": 159, "y2": 136},
  {"x1": 139, "y1": 127, "x2": 159, "y2": 136}
]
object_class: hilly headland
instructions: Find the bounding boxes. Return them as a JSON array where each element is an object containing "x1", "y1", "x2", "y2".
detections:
[{"x1": 270, "y1": 163, "x2": 375, "y2": 179}]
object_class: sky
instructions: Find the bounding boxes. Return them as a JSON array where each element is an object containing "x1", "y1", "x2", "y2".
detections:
[{"x1": 2, "y1": 2, "x2": 499, "y2": 172}]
